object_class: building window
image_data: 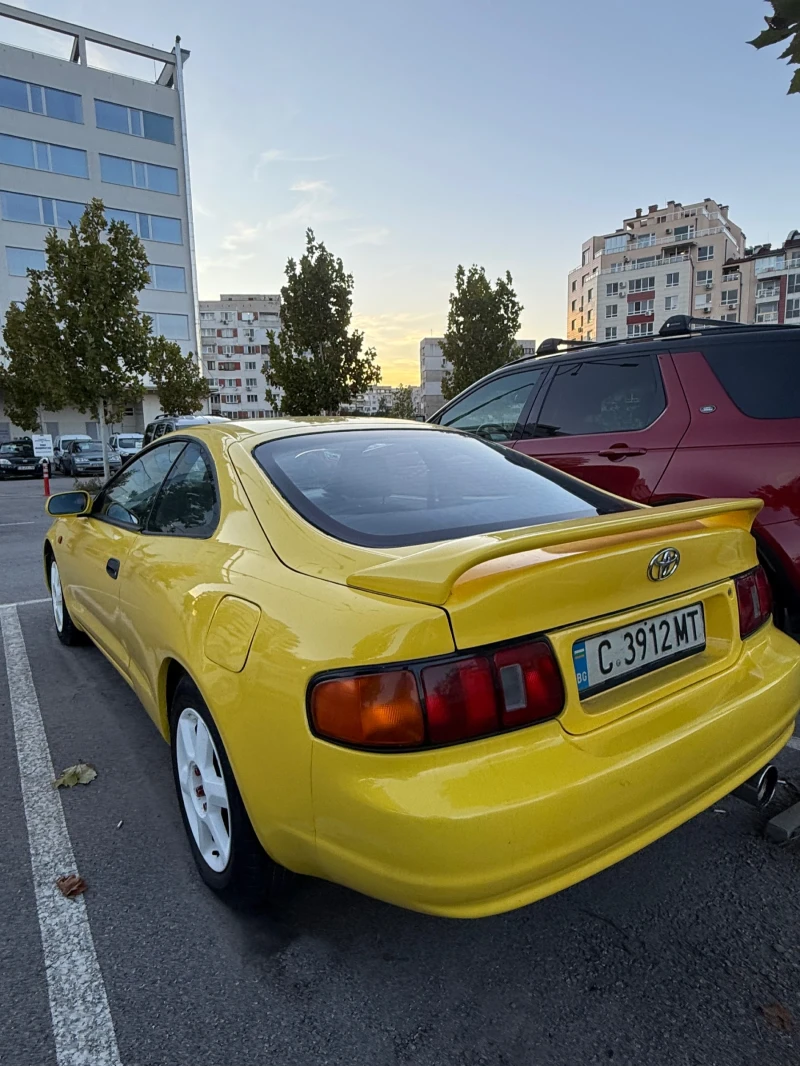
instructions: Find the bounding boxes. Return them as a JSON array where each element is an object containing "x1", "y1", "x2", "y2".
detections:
[
  {"x1": 723, "y1": 313, "x2": 737, "y2": 322},
  {"x1": 694, "y1": 294, "x2": 712, "y2": 309},
  {"x1": 666, "y1": 272, "x2": 680, "y2": 287},
  {"x1": 144, "y1": 264, "x2": 186, "y2": 292},
  {"x1": 95, "y1": 100, "x2": 174, "y2": 144},
  {"x1": 99, "y1": 154, "x2": 179, "y2": 195},
  {"x1": 587, "y1": 309, "x2": 592, "y2": 323},
  {"x1": 220, "y1": 312, "x2": 235, "y2": 325},
  {"x1": 1, "y1": 191, "x2": 84, "y2": 228},
  {"x1": 673, "y1": 225, "x2": 695, "y2": 241},
  {"x1": 242, "y1": 345, "x2": 261, "y2": 355},
  {"x1": 244, "y1": 361, "x2": 257, "y2": 370},
  {"x1": 206, "y1": 360, "x2": 216, "y2": 370},
  {"x1": 201, "y1": 327, "x2": 215, "y2": 338},
  {"x1": 148, "y1": 313, "x2": 189, "y2": 340},
  {"x1": 606, "y1": 283, "x2": 619, "y2": 297},
  {"x1": 756, "y1": 281, "x2": 780, "y2": 299},
  {"x1": 0, "y1": 134, "x2": 88, "y2": 178},
  {"x1": 635, "y1": 233, "x2": 655, "y2": 248},
  {"x1": 629, "y1": 299, "x2": 654, "y2": 315},
  {"x1": 629, "y1": 276, "x2": 656, "y2": 293},
  {"x1": 202, "y1": 345, "x2": 215, "y2": 355},
  {"x1": 606, "y1": 304, "x2": 618, "y2": 319},
  {"x1": 6, "y1": 246, "x2": 46, "y2": 276},
  {"x1": 218, "y1": 345, "x2": 234, "y2": 355},
  {"x1": 220, "y1": 394, "x2": 241, "y2": 404},
  {"x1": 105, "y1": 207, "x2": 181, "y2": 244},
  {"x1": 243, "y1": 328, "x2": 256, "y2": 341},
  {"x1": 581, "y1": 274, "x2": 589, "y2": 286},
  {"x1": 571, "y1": 280, "x2": 576, "y2": 292},
  {"x1": 627, "y1": 323, "x2": 654, "y2": 337},
  {"x1": 698, "y1": 245, "x2": 714, "y2": 261},
  {"x1": 605, "y1": 326, "x2": 618, "y2": 340},
  {"x1": 788, "y1": 273, "x2": 799, "y2": 294},
  {"x1": 245, "y1": 378, "x2": 258, "y2": 387},
  {"x1": 587, "y1": 288, "x2": 593, "y2": 301},
  {"x1": 200, "y1": 311, "x2": 215, "y2": 321},
  {"x1": 586, "y1": 332, "x2": 593, "y2": 340},
  {"x1": 571, "y1": 300, "x2": 576, "y2": 311},
  {"x1": 697, "y1": 270, "x2": 713, "y2": 285},
  {"x1": 240, "y1": 312, "x2": 256, "y2": 322},
  {"x1": 246, "y1": 394, "x2": 259, "y2": 403},
  {"x1": 755, "y1": 255, "x2": 785, "y2": 274},
  {"x1": 571, "y1": 319, "x2": 576, "y2": 331},
  {"x1": 656, "y1": 215, "x2": 666, "y2": 223},
  {"x1": 665, "y1": 295, "x2": 678, "y2": 311},
  {"x1": 720, "y1": 289, "x2": 738, "y2": 305},
  {"x1": 219, "y1": 328, "x2": 237, "y2": 338},
  {"x1": 604, "y1": 234, "x2": 627, "y2": 254},
  {"x1": 755, "y1": 301, "x2": 779, "y2": 323},
  {"x1": 0, "y1": 75, "x2": 82, "y2": 123},
  {"x1": 786, "y1": 298, "x2": 800, "y2": 320}
]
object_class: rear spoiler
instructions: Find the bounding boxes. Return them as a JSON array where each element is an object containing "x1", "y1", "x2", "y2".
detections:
[{"x1": 346, "y1": 498, "x2": 762, "y2": 606}]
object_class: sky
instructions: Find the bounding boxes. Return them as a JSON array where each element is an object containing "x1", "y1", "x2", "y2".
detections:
[{"x1": 1, "y1": 0, "x2": 798, "y2": 385}]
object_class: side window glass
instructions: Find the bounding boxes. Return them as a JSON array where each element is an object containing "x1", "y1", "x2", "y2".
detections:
[
  {"x1": 153, "y1": 422, "x2": 168, "y2": 439},
  {"x1": 531, "y1": 358, "x2": 665, "y2": 438},
  {"x1": 147, "y1": 442, "x2": 218, "y2": 536},
  {"x1": 94, "y1": 442, "x2": 185, "y2": 527},
  {"x1": 437, "y1": 368, "x2": 545, "y2": 441}
]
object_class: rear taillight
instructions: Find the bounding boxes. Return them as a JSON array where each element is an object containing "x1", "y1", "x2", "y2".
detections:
[
  {"x1": 310, "y1": 639, "x2": 564, "y2": 750},
  {"x1": 735, "y1": 566, "x2": 772, "y2": 639}
]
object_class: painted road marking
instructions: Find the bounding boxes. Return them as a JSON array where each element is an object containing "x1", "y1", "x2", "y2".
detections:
[
  {"x1": 0, "y1": 606, "x2": 121, "y2": 1066},
  {"x1": 786, "y1": 736, "x2": 800, "y2": 752},
  {"x1": 0, "y1": 598, "x2": 50, "y2": 609},
  {"x1": 0, "y1": 520, "x2": 44, "y2": 526}
]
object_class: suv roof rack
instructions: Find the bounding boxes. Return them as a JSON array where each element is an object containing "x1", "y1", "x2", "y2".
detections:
[
  {"x1": 659, "y1": 314, "x2": 796, "y2": 336},
  {"x1": 534, "y1": 337, "x2": 601, "y2": 357}
]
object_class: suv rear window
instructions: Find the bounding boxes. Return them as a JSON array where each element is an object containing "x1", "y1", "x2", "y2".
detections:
[
  {"x1": 254, "y1": 429, "x2": 632, "y2": 548},
  {"x1": 703, "y1": 339, "x2": 800, "y2": 419}
]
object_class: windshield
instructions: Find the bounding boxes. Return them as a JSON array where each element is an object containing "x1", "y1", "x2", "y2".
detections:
[
  {"x1": 254, "y1": 429, "x2": 633, "y2": 548},
  {"x1": 0, "y1": 443, "x2": 33, "y2": 456},
  {"x1": 74, "y1": 442, "x2": 102, "y2": 454}
]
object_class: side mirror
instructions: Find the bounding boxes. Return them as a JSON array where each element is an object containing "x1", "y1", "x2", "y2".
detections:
[{"x1": 46, "y1": 491, "x2": 92, "y2": 517}]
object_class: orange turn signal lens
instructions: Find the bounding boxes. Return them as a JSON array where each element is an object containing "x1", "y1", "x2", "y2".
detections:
[{"x1": 311, "y1": 670, "x2": 425, "y2": 747}]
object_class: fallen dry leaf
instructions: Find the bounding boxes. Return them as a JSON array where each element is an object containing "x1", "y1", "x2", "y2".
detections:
[
  {"x1": 55, "y1": 874, "x2": 87, "y2": 900},
  {"x1": 52, "y1": 763, "x2": 97, "y2": 789},
  {"x1": 760, "y1": 1002, "x2": 793, "y2": 1033}
]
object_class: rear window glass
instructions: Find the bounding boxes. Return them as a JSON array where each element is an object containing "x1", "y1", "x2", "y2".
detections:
[
  {"x1": 254, "y1": 429, "x2": 632, "y2": 548},
  {"x1": 703, "y1": 340, "x2": 800, "y2": 419}
]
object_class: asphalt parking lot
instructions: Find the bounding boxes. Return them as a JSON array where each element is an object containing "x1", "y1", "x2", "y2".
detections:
[{"x1": 2, "y1": 475, "x2": 800, "y2": 1066}]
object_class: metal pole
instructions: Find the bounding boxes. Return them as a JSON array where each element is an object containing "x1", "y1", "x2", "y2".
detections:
[{"x1": 98, "y1": 400, "x2": 110, "y2": 482}]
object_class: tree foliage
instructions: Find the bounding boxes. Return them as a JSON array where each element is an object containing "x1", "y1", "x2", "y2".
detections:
[
  {"x1": 149, "y1": 337, "x2": 209, "y2": 416},
  {"x1": 389, "y1": 385, "x2": 417, "y2": 420},
  {"x1": 0, "y1": 198, "x2": 207, "y2": 437},
  {"x1": 440, "y1": 265, "x2": 523, "y2": 401},
  {"x1": 749, "y1": 1, "x2": 800, "y2": 93},
  {"x1": 263, "y1": 229, "x2": 381, "y2": 415}
]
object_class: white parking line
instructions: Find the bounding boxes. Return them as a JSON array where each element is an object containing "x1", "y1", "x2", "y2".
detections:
[
  {"x1": 0, "y1": 606, "x2": 121, "y2": 1066},
  {"x1": 0, "y1": 520, "x2": 42, "y2": 526},
  {"x1": 786, "y1": 736, "x2": 800, "y2": 752},
  {"x1": 0, "y1": 598, "x2": 50, "y2": 609}
]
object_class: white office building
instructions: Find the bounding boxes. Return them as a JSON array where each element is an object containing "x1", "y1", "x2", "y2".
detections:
[
  {"x1": 0, "y1": 4, "x2": 198, "y2": 442},
  {"x1": 420, "y1": 337, "x2": 537, "y2": 418},
  {"x1": 199, "y1": 294, "x2": 282, "y2": 419}
]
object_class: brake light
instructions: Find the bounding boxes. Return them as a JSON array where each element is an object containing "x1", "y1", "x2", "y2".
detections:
[
  {"x1": 310, "y1": 639, "x2": 564, "y2": 749},
  {"x1": 735, "y1": 567, "x2": 772, "y2": 639}
]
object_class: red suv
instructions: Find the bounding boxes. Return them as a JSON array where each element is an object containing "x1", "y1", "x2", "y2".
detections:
[{"x1": 430, "y1": 317, "x2": 800, "y2": 629}]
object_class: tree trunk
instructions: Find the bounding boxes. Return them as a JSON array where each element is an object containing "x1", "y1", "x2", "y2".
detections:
[{"x1": 98, "y1": 400, "x2": 111, "y2": 482}]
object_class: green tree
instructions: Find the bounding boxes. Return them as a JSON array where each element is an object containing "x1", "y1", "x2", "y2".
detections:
[
  {"x1": 440, "y1": 265, "x2": 523, "y2": 401},
  {"x1": 749, "y1": 1, "x2": 800, "y2": 93},
  {"x1": 263, "y1": 229, "x2": 381, "y2": 415},
  {"x1": 389, "y1": 385, "x2": 417, "y2": 420},
  {"x1": 0, "y1": 199, "x2": 207, "y2": 478},
  {"x1": 149, "y1": 336, "x2": 209, "y2": 416}
]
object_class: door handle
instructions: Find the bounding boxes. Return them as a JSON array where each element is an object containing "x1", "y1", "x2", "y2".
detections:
[
  {"x1": 106, "y1": 558, "x2": 120, "y2": 580},
  {"x1": 599, "y1": 448, "x2": 647, "y2": 460}
]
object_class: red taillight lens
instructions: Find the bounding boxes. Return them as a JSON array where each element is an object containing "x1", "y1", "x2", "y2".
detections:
[
  {"x1": 735, "y1": 566, "x2": 772, "y2": 639},
  {"x1": 493, "y1": 641, "x2": 565, "y2": 727},
  {"x1": 421, "y1": 657, "x2": 497, "y2": 743}
]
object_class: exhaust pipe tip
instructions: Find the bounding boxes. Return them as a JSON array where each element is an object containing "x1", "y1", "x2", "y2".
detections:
[{"x1": 732, "y1": 764, "x2": 778, "y2": 808}]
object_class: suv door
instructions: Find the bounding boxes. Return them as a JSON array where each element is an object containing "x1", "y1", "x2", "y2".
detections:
[
  {"x1": 432, "y1": 366, "x2": 548, "y2": 443},
  {"x1": 512, "y1": 352, "x2": 689, "y2": 502}
]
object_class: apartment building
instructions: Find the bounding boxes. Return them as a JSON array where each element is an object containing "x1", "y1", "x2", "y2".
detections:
[
  {"x1": 0, "y1": 5, "x2": 198, "y2": 442},
  {"x1": 725, "y1": 231, "x2": 800, "y2": 326},
  {"x1": 344, "y1": 384, "x2": 422, "y2": 416},
  {"x1": 567, "y1": 199, "x2": 746, "y2": 344},
  {"x1": 419, "y1": 336, "x2": 537, "y2": 418},
  {"x1": 199, "y1": 294, "x2": 282, "y2": 419}
]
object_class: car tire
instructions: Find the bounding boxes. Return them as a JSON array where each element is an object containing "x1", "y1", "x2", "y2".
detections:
[
  {"x1": 169, "y1": 676, "x2": 294, "y2": 906},
  {"x1": 49, "y1": 558, "x2": 85, "y2": 646}
]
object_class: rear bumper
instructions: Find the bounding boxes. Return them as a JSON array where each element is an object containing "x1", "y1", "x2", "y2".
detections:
[{"x1": 310, "y1": 624, "x2": 800, "y2": 917}]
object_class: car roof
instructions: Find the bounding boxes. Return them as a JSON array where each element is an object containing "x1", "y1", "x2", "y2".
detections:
[{"x1": 178, "y1": 416, "x2": 440, "y2": 447}]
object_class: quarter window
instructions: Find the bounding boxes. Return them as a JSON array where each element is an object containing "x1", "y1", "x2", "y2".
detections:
[
  {"x1": 94, "y1": 442, "x2": 185, "y2": 527},
  {"x1": 147, "y1": 442, "x2": 218, "y2": 536},
  {"x1": 704, "y1": 341, "x2": 800, "y2": 418},
  {"x1": 437, "y1": 368, "x2": 546, "y2": 441},
  {"x1": 531, "y1": 358, "x2": 665, "y2": 438}
]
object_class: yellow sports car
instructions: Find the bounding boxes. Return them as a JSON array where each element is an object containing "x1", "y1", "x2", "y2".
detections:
[{"x1": 44, "y1": 419, "x2": 800, "y2": 917}]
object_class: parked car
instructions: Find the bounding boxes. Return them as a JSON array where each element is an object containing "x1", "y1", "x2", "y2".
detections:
[
  {"x1": 0, "y1": 438, "x2": 43, "y2": 479},
  {"x1": 62, "y1": 439, "x2": 122, "y2": 478},
  {"x1": 142, "y1": 414, "x2": 229, "y2": 447},
  {"x1": 53, "y1": 434, "x2": 92, "y2": 473},
  {"x1": 430, "y1": 317, "x2": 800, "y2": 630},
  {"x1": 108, "y1": 433, "x2": 143, "y2": 460},
  {"x1": 43, "y1": 419, "x2": 800, "y2": 916}
]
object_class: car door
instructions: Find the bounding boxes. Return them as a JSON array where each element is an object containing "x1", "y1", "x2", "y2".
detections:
[
  {"x1": 431, "y1": 365, "x2": 549, "y2": 443},
  {"x1": 118, "y1": 440, "x2": 221, "y2": 714},
  {"x1": 58, "y1": 440, "x2": 186, "y2": 671},
  {"x1": 512, "y1": 352, "x2": 690, "y2": 502}
]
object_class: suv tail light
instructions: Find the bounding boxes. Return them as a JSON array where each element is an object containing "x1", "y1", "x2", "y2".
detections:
[
  {"x1": 735, "y1": 566, "x2": 772, "y2": 639},
  {"x1": 309, "y1": 639, "x2": 564, "y2": 750}
]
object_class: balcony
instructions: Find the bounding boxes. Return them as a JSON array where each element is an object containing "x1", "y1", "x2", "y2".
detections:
[
  {"x1": 755, "y1": 310, "x2": 779, "y2": 323},
  {"x1": 756, "y1": 288, "x2": 781, "y2": 301}
]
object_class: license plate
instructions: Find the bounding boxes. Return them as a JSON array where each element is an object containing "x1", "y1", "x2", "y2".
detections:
[
  {"x1": 572, "y1": 603, "x2": 705, "y2": 697},
  {"x1": 19, "y1": 465, "x2": 34, "y2": 470}
]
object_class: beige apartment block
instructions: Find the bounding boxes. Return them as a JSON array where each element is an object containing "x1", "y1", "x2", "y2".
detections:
[
  {"x1": 725, "y1": 231, "x2": 800, "y2": 327},
  {"x1": 567, "y1": 199, "x2": 746, "y2": 344}
]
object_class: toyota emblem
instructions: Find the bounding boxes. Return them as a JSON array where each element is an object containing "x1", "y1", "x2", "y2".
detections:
[{"x1": 648, "y1": 547, "x2": 681, "y2": 582}]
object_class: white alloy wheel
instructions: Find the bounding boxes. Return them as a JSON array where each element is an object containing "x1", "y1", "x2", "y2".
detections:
[
  {"x1": 50, "y1": 560, "x2": 64, "y2": 632},
  {"x1": 175, "y1": 707, "x2": 232, "y2": 872}
]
